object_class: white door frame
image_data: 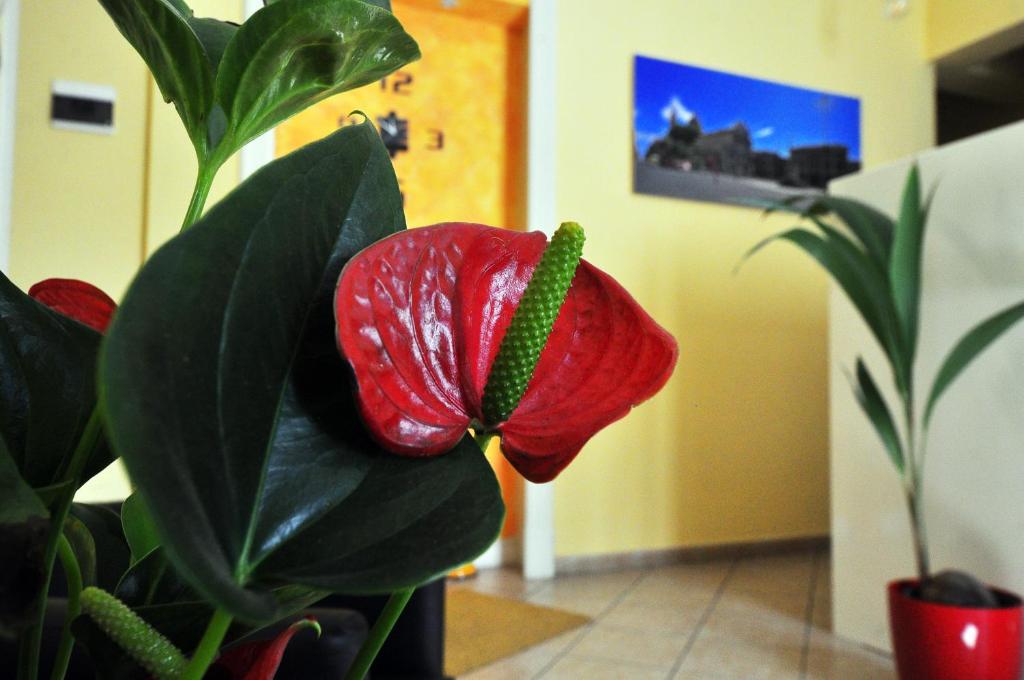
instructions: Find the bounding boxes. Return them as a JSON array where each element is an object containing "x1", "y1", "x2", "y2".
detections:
[
  {"x1": 522, "y1": 0, "x2": 557, "y2": 581},
  {"x1": 0, "y1": 0, "x2": 20, "y2": 271},
  {"x1": 236, "y1": 0, "x2": 559, "y2": 580}
]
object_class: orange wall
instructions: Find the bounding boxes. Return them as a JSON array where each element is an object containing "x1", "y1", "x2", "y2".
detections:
[{"x1": 277, "y1": 2, "x2": 525, "y2": 231}]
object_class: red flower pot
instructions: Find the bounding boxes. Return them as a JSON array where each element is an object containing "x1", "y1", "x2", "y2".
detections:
[{"x1": 888, "y1": 579, "x2": 1022, "y2": 680}]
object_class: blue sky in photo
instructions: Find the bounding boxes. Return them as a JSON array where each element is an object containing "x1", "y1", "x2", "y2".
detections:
[{"x1": 634, "y1": 55, "x2": 861, "y2": 161}]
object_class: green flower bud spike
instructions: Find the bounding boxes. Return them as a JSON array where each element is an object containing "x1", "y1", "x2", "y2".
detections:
[
  {"x1": 80, "y1": 586, "x2": 188, "y2": 680},
  {"x1": 482, "y1": 222, "x2": 586, "y2": 425}
]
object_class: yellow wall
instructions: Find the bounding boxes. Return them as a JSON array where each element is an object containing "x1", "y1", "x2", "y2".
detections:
[
  {"x1": 927, "y1": 0, "x2": 1024, "y2": 59},
  {"x1": 551, "y1": 0, "x2": 935, "y2": 558},
  {"x1": 9, "y1": 0, "x2": 242, "y2": 288},
  {"x1": 9, "y1": 1, "x2": 149, "y2": 297}
]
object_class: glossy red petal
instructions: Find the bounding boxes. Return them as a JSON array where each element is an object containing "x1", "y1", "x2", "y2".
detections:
[
  {"x1": 213, "y1": 617, "x2": 320, "y2": 680},
  {"x1": 28, "y1": 278, "x2": 116, "y2": 333},
  {"x1": 497, "y1": 262, "x2": 677, "y2": 482}
]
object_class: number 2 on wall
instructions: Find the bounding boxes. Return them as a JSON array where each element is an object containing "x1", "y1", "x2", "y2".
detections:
[{"x1": 381, "y1": 72, "x2": 414, "y2": 95}]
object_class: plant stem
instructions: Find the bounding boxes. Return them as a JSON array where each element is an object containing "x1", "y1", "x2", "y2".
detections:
[
  {"x1": 48, "y1": 534, "x2": 83, "y2": 680},
  {"x1": 902, "y1": 395, "x2": 930, "y2": 582},
  {"x1": 343, "y1": 588, "x2": 415, "y2": 680},
  {"x1": 180, "y1": 157, "x2": 222, "y2": 232},
  {"x1": 908, "y1": 434, "x2": 931, "y2": 582},
  {"x1": 17, "y1": 408, "x2": 104, "y2": 680},
  {"x1": 180, "y1": 607, "x2": 233, "y2": 680},
  {"x1": 907, "y1": 491, "x2": 930, "y2": 582},
  {"x1": 915, "y1": 431, "x2": 931, "y2": 580}
]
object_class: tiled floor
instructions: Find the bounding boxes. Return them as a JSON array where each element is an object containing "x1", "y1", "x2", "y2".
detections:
[{"x1": 453, "y1": 550, "x2": 896, "y2": 679}]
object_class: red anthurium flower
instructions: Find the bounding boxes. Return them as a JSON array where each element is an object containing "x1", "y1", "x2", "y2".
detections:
[
  {"x1": 28, "y1": 278, "x2": 116, "y2": 333},
  {"x1": 335, "y1": 223, "x2": 678, "y2": 483},
  {"x1": 212, "y1": 617, "x2": 321, "y2": 680}
]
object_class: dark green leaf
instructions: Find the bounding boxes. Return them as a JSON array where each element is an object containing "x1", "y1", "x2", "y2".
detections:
[
  {"x1": 256, "y1": 449, "x2": 505, "y2": 593},
  {"x1": 811, "y1": 196, "x2": 894, "y2": 268},
  {"x1": 162, "y1": 0, "x2": 193, "y2": 17},
  {"x1": 215, "y1": 0, "x2": 419, "y2": 153},
  {"x1": 121, "y1": 494, "x2": 160, "y2": 566},
  {"x1": 187, "y1": 16, "x2": 237, "y2": 71},
  {"x1": 32, "y1": 481, "x2": 73, "y2": 508},
  {"x1": 115, "y1": 547, "x2": 326, "y2": 618},
  {"x1": 0, "y1": 271, "x2": 111, "y2": 489},
  {"x1": 116, "y1": 548, "x2": 192, "y2": 609},
  {"x1": 0, "y1": 435, "x2": 46, "y2": 523},
  {"x1": 269, "y1": 584, "x2": 331, "y2": 615},
  {"x1": 889, "y1": 165, "x2": 924, "y2": 362},
  {"x1": 98, "y1": 0, "x2": 213, "y2": 152},
  {"x1": 852, "y1": 359, "x2": 904, "y2": 473},
  {"x1": 756, "y1": 194, "x2": 895, "y2": 268},
  {"x1": 101, "y1": 121, "x2": 504, "y2": 623},
  {"x1": 0, "y1": 436, "x2": 49, "y2": 636},
  {"x1": 69, "y1": 504, "x2": 131, "y2": 593},
  {"x1": 184, "y1": 16, "x2": 237, "y2": 149},
  {"x1": 811, "y1": 218, "x2": 908, "y2": 390},
  {"x1": 121, "y1": 3, "x2": 236, "y2": 150},
  {"x1": 925, "y1": 299, "x2": 1024, "y2": 425},
  {"x1": 63, "y1": 514, "x2": 98, "y2": 588}
]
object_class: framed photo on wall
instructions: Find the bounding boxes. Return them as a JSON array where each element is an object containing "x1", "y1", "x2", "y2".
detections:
[{"x1": 633, "y1": 55, "x2": 861, "y2": 207}]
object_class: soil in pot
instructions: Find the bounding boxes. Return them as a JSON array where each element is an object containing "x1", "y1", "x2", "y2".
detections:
[{"x1": 914, "y1": 570, "x2": 1000, "y2": 608}]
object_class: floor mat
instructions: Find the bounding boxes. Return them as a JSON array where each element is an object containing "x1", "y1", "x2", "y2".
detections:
[{"x1": 445, "y1": 589, "x2": 591, "y2": 676}]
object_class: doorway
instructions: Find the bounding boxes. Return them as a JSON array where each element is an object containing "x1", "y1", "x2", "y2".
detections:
[{"x1": 273, "y1": 0, "x2": 531, "y2": 571}]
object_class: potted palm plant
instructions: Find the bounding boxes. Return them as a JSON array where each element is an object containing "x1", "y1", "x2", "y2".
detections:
[{"x1": 748, "y1": 166, "x2": 1024, "y2": 680}]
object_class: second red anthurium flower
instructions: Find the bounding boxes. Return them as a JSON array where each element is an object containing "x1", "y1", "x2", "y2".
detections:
[
  {"x1": 28, "y1": 278, "x2": 116, "y2": 333},
  {"x1": 334, "y1": 222, "x2": 678, "y2": 483}
]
